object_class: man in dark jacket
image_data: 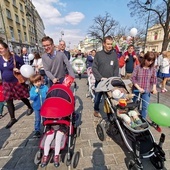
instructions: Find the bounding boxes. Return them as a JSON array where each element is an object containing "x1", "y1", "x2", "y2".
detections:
[
  {"x1": 58, "y1": 40, "x2": 70, "y2": 60},
  {"x1": 92, "y1": 36, "x2": 119, "y2": 118}
]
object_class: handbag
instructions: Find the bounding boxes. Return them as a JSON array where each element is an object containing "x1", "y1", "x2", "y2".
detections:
[{"x1": 13, "y1": 55, "x2": 26, "y2": 84}]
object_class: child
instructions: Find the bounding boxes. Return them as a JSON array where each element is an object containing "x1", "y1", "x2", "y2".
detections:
[
  {"x1": 159, "y1": 51, "x2": 170, "y2": 92},
  {"x1": 0, "y1": 80, "x2": 5, "y2": 119},
  {"x1": 41, "y1": 123, "x2": 68, "y2": 168},
  {"x1": 131, "y1": 51, "x2": 157, "y2": 118},
  {"x1": 112, "y1": 88, "x2": 142, "y2": 129},
  {"x1": 29, "y1": 74, "x2": 48, "y2": 138}
]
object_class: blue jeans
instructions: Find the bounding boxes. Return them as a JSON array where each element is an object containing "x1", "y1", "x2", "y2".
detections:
[
  {"x1": 133, "y1": 91, "x2": 150, "y2": 118},
  {"x1": 94, "y1": 81, "x2": 103, "y2": 111},
  {"x1": 34, "y1": 110, "x2": 41, "y2": 132}
]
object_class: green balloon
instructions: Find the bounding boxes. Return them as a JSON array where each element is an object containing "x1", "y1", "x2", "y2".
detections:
[{"x1": 148, "y1": 103, "x2": 170, "y2": 127}]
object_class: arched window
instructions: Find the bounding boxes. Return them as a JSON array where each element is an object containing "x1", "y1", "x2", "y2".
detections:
[{"x1": 154, "y1": 32, "x2": 158, "y2": 40}]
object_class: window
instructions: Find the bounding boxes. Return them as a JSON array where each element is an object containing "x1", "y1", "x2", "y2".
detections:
[
  {"x1": 18, "y1": 29, "x2": 21, "y2": 41},
  {"x1": 15, "y1": 14, "x2": 19, "y2": 23},
  {"x1": 154, "y1": 32, "x2": 158, "y2": 40},
  {"x1": 13, "y1": 0, "x2": 16, "y2": 6},
  {"x1": 6, "y1": 9, "x2": 12, "y2": 19},
  {"x1": 9, "y1": 27, "x2": 14, "y2": 39},
  {"x1": 24, "y1": 32, "x2": 27, "y2": 42},
  {"x1": 19, "y1": 3, "x2": 23, "y2": 11},
  {"x1": 22, "y1": 18, "x2": 25, "y2": 26}
]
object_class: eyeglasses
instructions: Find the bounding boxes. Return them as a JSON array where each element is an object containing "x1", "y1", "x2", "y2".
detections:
[{"x1": 43, "y1": 44, "x2": 52, "y2": 48}]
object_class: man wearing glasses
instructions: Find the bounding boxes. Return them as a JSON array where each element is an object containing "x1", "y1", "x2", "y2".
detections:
[{"x1": 41, "y1": 36, "x2": 75, "y2": 86}]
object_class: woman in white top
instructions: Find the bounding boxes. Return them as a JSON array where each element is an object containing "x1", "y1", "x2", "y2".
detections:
[
  {"x1": 159, "y1": 51, "x2": 170, "y2": 92},
  {"x1": 32, "y1": 52, "x2": 48, "y2": 85}
]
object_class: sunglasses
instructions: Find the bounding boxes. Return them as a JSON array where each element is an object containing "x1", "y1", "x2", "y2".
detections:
[{"x1": 146, "y1": 58, "x2": 154, "y2": 62}]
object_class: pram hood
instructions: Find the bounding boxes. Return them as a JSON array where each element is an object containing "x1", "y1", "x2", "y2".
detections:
[
  {"x1": 95, "y1": 77, "x2": 132, "y2": 93},
  {"x1": 40, "y1": 84, "x2": 74, "y2": 118}
]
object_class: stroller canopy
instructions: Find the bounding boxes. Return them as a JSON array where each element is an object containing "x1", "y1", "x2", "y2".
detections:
[
  {"x1": 95, "y1": 77, "x2": 132, "y2": 93},
  {"x1": 40, "y1": 84, "x2": 75, "y2": 118}
]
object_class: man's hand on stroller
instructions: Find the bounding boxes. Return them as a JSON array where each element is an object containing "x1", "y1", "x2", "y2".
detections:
[
  {"x1": 53, "y1": 78, "x2": 59, "y2": 84},
  {"x1": 101, "y1": 77, "x2": 107, "y2": 81}
]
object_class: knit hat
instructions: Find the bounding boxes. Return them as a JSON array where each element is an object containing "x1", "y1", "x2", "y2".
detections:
[{"x1": 112, "y1": 89, "x2": 124, "y2": 99}]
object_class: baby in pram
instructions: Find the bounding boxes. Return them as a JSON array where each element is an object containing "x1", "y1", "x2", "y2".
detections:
[
  {"x1": 111, "y1": 88, "x2": 143, "y2": 129},
  {"x1": 41, "y1": 120, "x2": 68, "y2": 168},
  {"x1": 39, "y1": 82, "x2": 75, "y2": 168}
]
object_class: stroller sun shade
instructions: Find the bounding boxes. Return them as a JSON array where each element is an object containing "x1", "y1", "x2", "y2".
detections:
[{"x1": 40, "y1": 84, "x2": 74, "y2": 118}]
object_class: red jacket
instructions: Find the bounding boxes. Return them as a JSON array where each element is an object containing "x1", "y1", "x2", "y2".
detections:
[{"x1": 119, "y1": 51, "x2": 139, "y2": 68}]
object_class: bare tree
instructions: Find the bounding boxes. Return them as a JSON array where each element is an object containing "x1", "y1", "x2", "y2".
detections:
[
  {"x1": 127, "y1": 0, "x2": 170, "y2": 51},
  {"x1": 88, "y1": 12, "x2": 119, "y2": 43}
]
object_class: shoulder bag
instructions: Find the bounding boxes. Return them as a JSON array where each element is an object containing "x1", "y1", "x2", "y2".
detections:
[{"x1": 13, "y1": 55, "x2": 26, "y2": 84}]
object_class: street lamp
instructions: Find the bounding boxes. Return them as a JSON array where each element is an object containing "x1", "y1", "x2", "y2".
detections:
[
  {"x1": 61, "y1": 31, "x2": 64, "y2": 41},
  {"x1": 144, "y1": 0, "x2": 152, "y2": 52},
  {"x1": 130, "y1": 28, "x2": 138, "y2": 45}
]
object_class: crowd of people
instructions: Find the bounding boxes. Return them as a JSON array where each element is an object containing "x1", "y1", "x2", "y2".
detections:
[{"x1": 0, "y1": 35, "x2": 170, "y2": 167}]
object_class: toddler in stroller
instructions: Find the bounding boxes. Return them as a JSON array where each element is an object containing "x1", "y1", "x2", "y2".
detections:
[
  {"x1": 34, "y1": 83, "x2": 80, "y2": 169},
  {"x1": 110, "y1": 88, "x2": 146, "y2": 130},
  {"x1": 96, "y1": 77, "x2": 166, "y2": 170}
]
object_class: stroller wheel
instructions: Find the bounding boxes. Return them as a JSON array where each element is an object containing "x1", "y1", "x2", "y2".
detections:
[
  {"x1": 71, "y1": 151, "x2": 80, "y2": 169},
  {"x1": 96, "y1": 123, "x2": 106, "y2": 141},
  {"x1": 150, "y1": 155, "x2": 164, "y2": 169},
  {"x1": 34, "y1": 150, "x2": 42, "y2": 165},
  {"x1": 128, "y1": 160, "x2": 142, "y2": 170},
  {"x1": 64, "y1": 153, "x2": 71, "y2": 166}
]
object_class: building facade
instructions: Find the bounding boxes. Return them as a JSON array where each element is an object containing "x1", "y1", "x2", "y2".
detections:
[
  {"x1": 0, "y1": 0, "x2": 45, "y2": 54},
  {"x1": 78, "y1": 37, "x2": 102, "y2": 53},
  {"x1": 145, "y1": 24, "x2": 170, "y2": 52}
]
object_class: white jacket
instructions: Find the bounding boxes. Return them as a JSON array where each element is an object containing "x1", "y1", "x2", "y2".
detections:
[
  {"x1": 32, "y1": 58, "x2": 44, "y2": 73},
  {"x1": 160, "y1": 58, "x2": 170, "y2": 74}
]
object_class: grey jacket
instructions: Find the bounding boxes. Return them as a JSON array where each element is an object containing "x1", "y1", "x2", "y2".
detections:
[
  {"x1": 41, "y1": 51, "x2": 75, "y2": 81},
  {"x1": 92, "y1": 50, "x2": 119, "y2": 81}
]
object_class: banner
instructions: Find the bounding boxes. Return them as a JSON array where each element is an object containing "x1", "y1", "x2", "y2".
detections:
[{"x1": 72, "y1": 58, "x2": 86, "y2": 74}]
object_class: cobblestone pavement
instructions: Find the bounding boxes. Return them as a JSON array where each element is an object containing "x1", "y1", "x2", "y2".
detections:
[{"x1": 0, "y1": 77, "x2": 170, "y2": 170}]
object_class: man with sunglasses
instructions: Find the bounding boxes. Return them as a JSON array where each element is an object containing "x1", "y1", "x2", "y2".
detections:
[{"x1": 41, "y1": 36, "x2": 75, "y2": 86}]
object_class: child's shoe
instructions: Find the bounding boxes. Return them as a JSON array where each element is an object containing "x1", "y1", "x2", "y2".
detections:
[
  {"x1": 134, "y1": 119, "x2": 143, "y2": 125},
  {"x1": 53, "y1": 155, "x2": 60, "y2": 167},
  {"x1": 33, "y1": 131, "x2": 41, "y2": 138},
  {"x1": 131, "y1": 122, "x2": 141, "y2": 130},
  {"x1": 41, "y1": 155, "x2": 49, "y2": 168}
]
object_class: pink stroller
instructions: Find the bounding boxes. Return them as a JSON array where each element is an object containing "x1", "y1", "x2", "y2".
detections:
[{"x1": 34, "y1": 83, "x2": 80, "y2": 169}]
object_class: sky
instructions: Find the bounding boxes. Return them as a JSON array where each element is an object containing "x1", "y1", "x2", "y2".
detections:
[{"x1": 32, "y1": 0, "x2": 137, "y2": 49}]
